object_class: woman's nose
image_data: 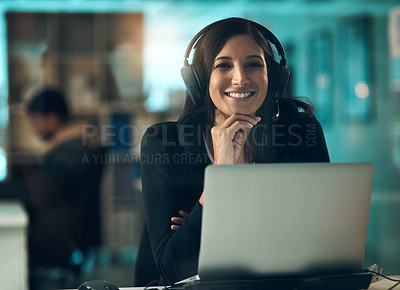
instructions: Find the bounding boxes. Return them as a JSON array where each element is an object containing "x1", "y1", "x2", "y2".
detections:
[{"x1": 231, "y1": 67, "x2": 249, "y2": 86}]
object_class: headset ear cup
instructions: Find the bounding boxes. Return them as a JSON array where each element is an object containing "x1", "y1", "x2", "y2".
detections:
[
  {"x1": 278, "y1": 66, "x2": 290, "y2": 97},
  {"x1": 267, "y1": 60, "x2": 280, "y2": 99},
  {"x1": 192, "y1": 62, "x2": 206, "y2": 97},
  {"x1": 268, "y1": 60, "x2": 290, "y2": 100},
  {"x1": 181, "y1": 65, "x2": 202, "y2": 107},
  {"x1": 181, "y1": 63, "x2": 205, "y2": 107}
]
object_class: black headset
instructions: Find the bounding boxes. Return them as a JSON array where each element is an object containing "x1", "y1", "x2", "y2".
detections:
[{"x1": 181, "y1": 17, "x2": 290, "y2": 110}]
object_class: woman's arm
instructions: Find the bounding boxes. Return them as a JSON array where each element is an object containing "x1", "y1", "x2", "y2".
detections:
[{"x1": 140, "y1": 123, "x2": 203, "y2": 284}]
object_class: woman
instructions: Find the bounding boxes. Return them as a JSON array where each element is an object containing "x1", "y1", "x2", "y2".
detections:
[{"x1": 139, "y1": 17, "x2": 329, "y2": 285}]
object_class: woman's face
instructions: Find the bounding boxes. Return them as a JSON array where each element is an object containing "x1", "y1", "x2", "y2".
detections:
[{"x1": 208, "y1": 34, "x2": 268, "y2": 118}]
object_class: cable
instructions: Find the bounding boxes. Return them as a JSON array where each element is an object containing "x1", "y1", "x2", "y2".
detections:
[{"x1": 366, "y1": 270, "x2": 400, "y2": 283}]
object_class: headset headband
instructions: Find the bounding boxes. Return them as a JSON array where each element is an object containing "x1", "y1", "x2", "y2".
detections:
[{"x1": 183, "y1": 18, "x2": 287, "y2": 67}]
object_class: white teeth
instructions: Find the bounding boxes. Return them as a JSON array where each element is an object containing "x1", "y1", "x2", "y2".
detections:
[{"x1": 227, "y1": 92, "x2": 253, "y2": 98}]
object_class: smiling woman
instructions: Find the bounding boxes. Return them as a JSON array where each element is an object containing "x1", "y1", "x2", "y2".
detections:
[{"x1": 138, "y1": 17, "x2": 330, "y2": 286}]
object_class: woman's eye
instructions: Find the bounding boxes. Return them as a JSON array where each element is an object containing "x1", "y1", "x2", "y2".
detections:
[
  {"x1": 247, "y1": 62, "x2": 263, "y2": 68},
  {"x1": 215, "y1": 63, "x2": 231, "y2": 69}
]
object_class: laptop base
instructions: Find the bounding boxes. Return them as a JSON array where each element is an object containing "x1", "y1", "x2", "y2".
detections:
[{"x1": 170, "y1": 273, "x2": 374, "y2": 290}]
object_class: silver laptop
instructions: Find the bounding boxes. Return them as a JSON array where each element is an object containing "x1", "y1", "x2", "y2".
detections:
[{"x1": 196, "y1": 162, "x2": 374, "y2": 281}]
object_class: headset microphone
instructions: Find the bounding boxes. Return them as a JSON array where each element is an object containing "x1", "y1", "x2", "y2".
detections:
[{"x1": 272, "y1": 100, "x2": 280, "y2": 122}]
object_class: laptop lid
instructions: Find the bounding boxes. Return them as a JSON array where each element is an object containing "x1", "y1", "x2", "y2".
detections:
[{"x1": 199, "y1": 162, "x2": 374, "y2": 280}]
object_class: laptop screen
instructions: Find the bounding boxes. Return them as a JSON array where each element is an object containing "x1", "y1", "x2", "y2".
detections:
[{"x1": 199, "y1": 162, "x2": 374, "y2": 280}]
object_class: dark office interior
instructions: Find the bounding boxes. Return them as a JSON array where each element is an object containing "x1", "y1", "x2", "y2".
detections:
[{"x1": 0, "y1": 0, "x2": 399, "y2": 289}]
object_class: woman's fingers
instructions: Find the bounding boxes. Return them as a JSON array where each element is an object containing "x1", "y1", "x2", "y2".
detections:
[
  {"x1": 214, "y1": 109, "x2": 260, "y2": 127},
  {"x1": 212, "y1": 121, "x2": 254, "y2": 144},
  {"x1": 228, "y1": 120, "x2": 254, "y2": 136},
  {"x1": 171, "y1": 210, "x2": 190, "y2": 231},
  {"x1": 233, "y1": 130, "x2": 245, "y2": 146},
  {"x1": 171, "y1": 225, "x2": 180, "y2": 231},
  {"x1": 171, "y1": 216, "x2": 185, "y2": 224},
  {"x1": 179, "y1": 210, "x2": 189, "y2": 218},
  {"x1": 171, "y1": 217, "x2": 183, "y2": 230},
  {"x1": 222, "y1": 113, "x2": 261, "y2": 128}
]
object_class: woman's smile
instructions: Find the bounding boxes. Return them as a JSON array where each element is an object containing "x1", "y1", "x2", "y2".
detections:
[{"x1": 225, "y1": 91, "x2": 255, "y2": 100}]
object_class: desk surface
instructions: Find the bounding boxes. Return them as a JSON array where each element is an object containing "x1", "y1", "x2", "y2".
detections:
[
  {"x1": 369, "y1": 277, "x2": 400, "y2": 289},
  {"x1": 121, "y1": 280, "x2": 400, "y2": 289},
  {"x1": 63, "y1": 277, "x2": 400, "y2": 290},
  {"x1": 114, "y1": 279, "x2": 400, "y2": 290},
  {"x1": 0, "y1": 201, "x2": 28, "y2": 227}
]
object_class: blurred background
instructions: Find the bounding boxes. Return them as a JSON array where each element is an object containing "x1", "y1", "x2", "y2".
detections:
[{"x1": 0, "y1": 0, "x2": 399, "y2": 289}]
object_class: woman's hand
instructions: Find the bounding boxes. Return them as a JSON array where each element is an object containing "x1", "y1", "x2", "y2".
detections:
[
  {"x1": 170, "y1": 210, "x2": 189, "y2": 231},
  {"x1": 199, "y1": 112, "x2": 260, "y2": 206},
  {"x1": 211, "y1": 110, "x2": 261, "y2": 164}
]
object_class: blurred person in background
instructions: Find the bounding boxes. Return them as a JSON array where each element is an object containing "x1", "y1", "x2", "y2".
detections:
[{"x1": 23, "y1": 88, "x2": 103, "y2": 288}]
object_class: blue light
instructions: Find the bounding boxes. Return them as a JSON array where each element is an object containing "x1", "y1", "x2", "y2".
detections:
[
  {"x1": 0, "y1": 8, "x2": 9, "y2": 128},
  {"x1": 0, "y1": 147, "x2": 7, "y2": 182},
  {"x1": 0, "y1": 101, "x2": 8, "y2": 128}
]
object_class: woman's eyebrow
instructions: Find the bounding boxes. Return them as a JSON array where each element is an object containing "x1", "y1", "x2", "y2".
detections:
[
  {"x1": 214, "y1": 56, "x2": 232, "y2": 61},
  {"x1": 246, "y1": 55, "x2": 264, "y2": 60},
  {"x1": 214, "y1": 55, "x2": 264, "y2": 62}
]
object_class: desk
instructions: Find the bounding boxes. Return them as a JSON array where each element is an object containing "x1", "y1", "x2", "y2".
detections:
[
  {"x1": 0, "y1": 201, "x2": 29, "y2": 290},
  {"x1": 61, "y1": 277, "x2": 400, "y2": 290},
  {"x1": 116, "y1": 280, "x2": 400, "y2": 290},
  {"x1": 369, "y1": 277, "x2": 400, "y2": 289}
]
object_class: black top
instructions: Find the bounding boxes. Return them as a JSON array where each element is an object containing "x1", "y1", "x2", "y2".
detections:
[
  {"x1": 140, "y1": 99, "x2": 330, "y2": 285},
  {"x1": 42, "y1": 138, "x2": 103, "y2": 250},
  {"x1": 26, "y1": 137, "x2": 103, "y2": 266}
]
